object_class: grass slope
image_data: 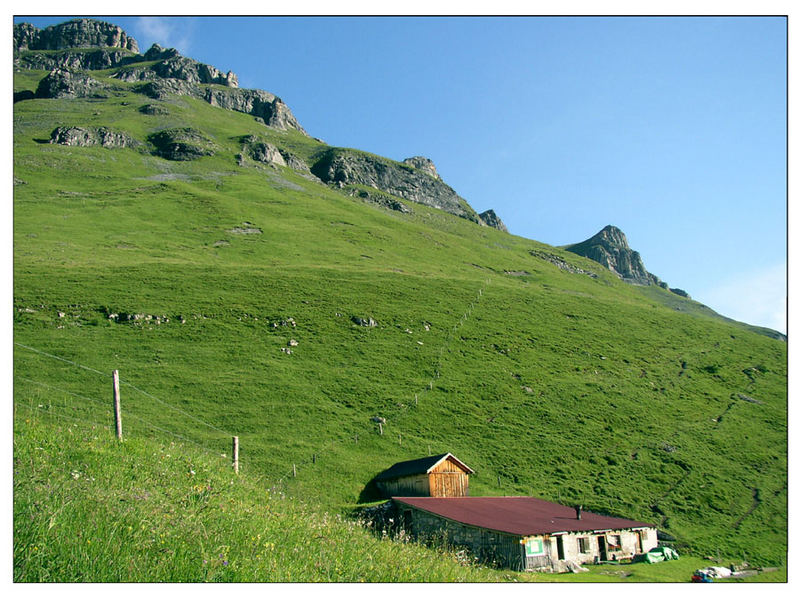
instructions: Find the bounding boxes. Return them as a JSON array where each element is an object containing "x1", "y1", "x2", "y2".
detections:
[{"x1": 13, "y1": 61, "x2": 787, "y2": 578}]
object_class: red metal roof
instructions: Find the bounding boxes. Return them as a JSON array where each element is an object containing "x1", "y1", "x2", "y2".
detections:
[{"x1": 393, "y1": 496, "x2": 654, "y2": 536}]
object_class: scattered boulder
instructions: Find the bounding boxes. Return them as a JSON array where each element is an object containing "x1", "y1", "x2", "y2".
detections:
[
  {"x1": 148, "y1": 127, "x2": 216, "y2": 161},
  {"x1": 352, "y1": 316, "x2": 377, "y2": 327}
]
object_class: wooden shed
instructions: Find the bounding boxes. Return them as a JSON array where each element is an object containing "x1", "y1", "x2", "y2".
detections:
[
  {"x1": 392, "y1": 496, "x2": 658, "y2": 572},
  {"x1": 375, "y1": 453, "x2": 474, "y2": 498}
]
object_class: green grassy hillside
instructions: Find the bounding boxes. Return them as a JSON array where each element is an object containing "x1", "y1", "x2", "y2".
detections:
[{"x1": 13, "y1": 57, "x2": 787, "y2": 580}]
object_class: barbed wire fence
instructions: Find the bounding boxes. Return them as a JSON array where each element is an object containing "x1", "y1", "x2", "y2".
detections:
[{"x1": 13, "y1": 343, "x2": 236, "y2": 470}]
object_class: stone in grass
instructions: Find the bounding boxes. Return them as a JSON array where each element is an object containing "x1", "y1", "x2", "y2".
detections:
[{"x1": 352, "y1": 316, "x2": 377, "y2": 327}]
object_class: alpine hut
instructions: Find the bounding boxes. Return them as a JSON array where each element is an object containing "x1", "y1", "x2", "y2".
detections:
[
  {"x1": 375, "y1": 453, "x2": 474, "y2": 498},
  {"x1": 392, "y1": 496, "x2": 658, "y2": 572}
]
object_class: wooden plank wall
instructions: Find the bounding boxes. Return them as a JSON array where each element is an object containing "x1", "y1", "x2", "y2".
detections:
[
  {"x1": 377, "y1": 474, "x2": 430, "y2": 497},
  {"x1": 429, "y1": 457, "x2": 469, "y2": 497}
]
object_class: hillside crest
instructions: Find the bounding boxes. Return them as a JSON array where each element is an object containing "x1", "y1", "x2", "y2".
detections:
[{"x1": 14, "y1": 18, "x2": 511, "y2": 230}]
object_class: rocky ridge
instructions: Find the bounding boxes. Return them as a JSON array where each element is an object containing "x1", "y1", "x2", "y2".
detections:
[{"x1": 15, "y1": 20, "x2": 304, "y2": 134}]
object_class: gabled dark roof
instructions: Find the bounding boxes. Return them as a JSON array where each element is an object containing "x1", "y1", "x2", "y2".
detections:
[
  {"x1": 375, "y1": 453, "x2": 474, "y2": 482},
  {"x1": 393, "y1": 496, "x2": 654, "y2": 536}
]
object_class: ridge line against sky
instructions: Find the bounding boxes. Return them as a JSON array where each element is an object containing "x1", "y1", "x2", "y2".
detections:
[{"x1": 8, "y1": 12, "x2": 790, "y2": 335}]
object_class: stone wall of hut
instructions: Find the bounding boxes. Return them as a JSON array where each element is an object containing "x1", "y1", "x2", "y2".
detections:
[{"x1": 398, "y1": 505, "x2": 524, "y2": 570}]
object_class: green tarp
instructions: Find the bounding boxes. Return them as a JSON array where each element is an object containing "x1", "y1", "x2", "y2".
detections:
[{"x1": 634, "y1": 546, "x2": 680, "y2": 563}]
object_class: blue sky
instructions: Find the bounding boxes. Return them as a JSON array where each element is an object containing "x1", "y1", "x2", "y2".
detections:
[{"x1": 14, "y1": 16, "x2": 788, "y2": 333}]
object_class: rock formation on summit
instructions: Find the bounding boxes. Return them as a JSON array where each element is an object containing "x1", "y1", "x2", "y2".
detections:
[
  {"x1": 565, "y1": 225, "x2": 672, "y2": 289},
  {"x1": 402, "y1": 156, "x2": 441, "y2": 180},
  {"x1": 14, "y1": 18, "x2": 138, "y2": 52}
]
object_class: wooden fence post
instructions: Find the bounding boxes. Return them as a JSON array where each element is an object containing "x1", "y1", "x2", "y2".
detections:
[
  {"x1": 293, "y1": 463, "x2": 297, "y2": 478},
  {"x1": 378, "y1": 422, "x2": 383, "y2": 435},
  {"x1": 399, "y1": 434, "x2": 402, "y2": 445},
  {"x1": 232, "y1": 436, "x2": 239, "y2": 474},
  {"x1": 112, "y1": 370, "x2": 122, "y2": 441}
]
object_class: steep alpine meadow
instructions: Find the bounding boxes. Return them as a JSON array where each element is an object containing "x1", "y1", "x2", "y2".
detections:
[{"x1": 13, "y1": 19, "x2": 787, "y2": 577}]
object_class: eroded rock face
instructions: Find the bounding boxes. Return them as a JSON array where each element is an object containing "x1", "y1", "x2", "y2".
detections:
[
  {"x1": 478, "y1": 209, "x2": 508, "y2": 233},
  {"x1": 35, "y1": 69, "x2": 107, "y2": 99},
  {"x1": 15, "y1": 19, "x2": 138, "y2": 52},
  {"x1": 49, "y1": 126, "x2": 139, "y2": 149},
  {"x1": 311, "y1": 149, "x2": 480, "y2": 223},
  {"x1": 402, "y1": 156, "x2": 441, "y2": 180},
  {"x1": 15, "y1": 48, "x2": 137, "y2": 71},
  {"x1": 564, "y1": 225, "x2": 672, "y2": 289}
]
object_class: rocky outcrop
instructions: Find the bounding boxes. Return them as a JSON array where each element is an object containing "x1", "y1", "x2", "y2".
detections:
[
  {"x1": 402, "y1": 156, "x2": 441, "y2": 180},
  {"x1": 49, "y1": 126, "x2": 139, "y2": 149},
  {"x1": 113, "y1": 43, "x2": 238, "y2": 87},
  {"x1": 565, "y1": 225, "x2": 673, "y2": 289},
  {"x1": 148, "y1": 127, "x2": 216, "y2": 161},
  {"x1": 35, "y1": 68, "x2": 108, "y2": 99},
  {"x1": 478, "y1": 209, "x2": 508, "y2": 233},
  {"x1": 205, "y1": 88, "x2": 304, "y2": 132},
  {"x1": 239, "y1": 135, "x2": 316, "y2": 177},
  {"x1": 311, "y1": 149, "x2": 480, "y2": 223},
  {"x1": 14, "y1": 19, "x2": 138, "y2": 52}
]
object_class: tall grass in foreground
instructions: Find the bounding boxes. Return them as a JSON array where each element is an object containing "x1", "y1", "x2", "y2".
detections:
[{"x1": 13, "y1": 412, "x2": 518, "y2": 583}]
